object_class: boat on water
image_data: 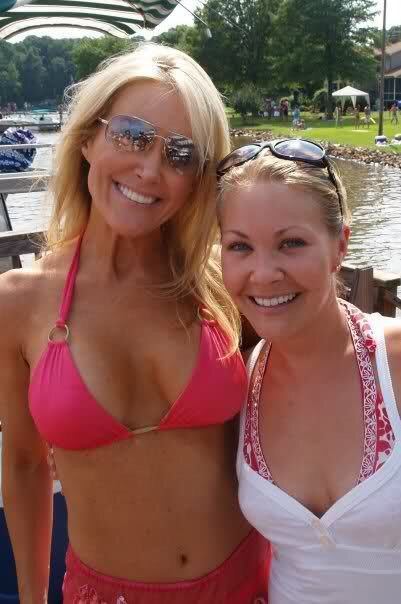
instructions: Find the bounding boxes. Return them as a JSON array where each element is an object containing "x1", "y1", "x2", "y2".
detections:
[
  {"x1": 0, "y1": 112, "x2": 60, "y2": 134},
  {"x1": 30, "y1": 112, "x2": 61, "y2": 132},
  {"x1": 0, "y1": 115, "x2": 30, "y2": 134}
]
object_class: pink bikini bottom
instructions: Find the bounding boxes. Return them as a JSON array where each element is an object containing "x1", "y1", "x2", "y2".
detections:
[{"x1": 62, "y1": 530, "x2": 270, "y2": 603}]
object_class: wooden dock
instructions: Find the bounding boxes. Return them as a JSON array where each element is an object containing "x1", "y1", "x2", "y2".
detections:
[{"x1": 0, "y1": 163, "x2": 50, "y2": 271}]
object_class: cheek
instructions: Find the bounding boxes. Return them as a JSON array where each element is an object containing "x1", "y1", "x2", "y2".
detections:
[
  {"x1": 221, "y1": 255, "x2": 242, "y2": 297},
  {"x1": 300, "y1": 253, "x2": 334, "y2": 291}
]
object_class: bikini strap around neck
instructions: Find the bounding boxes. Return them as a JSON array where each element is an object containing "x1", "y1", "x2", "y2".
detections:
[{"x1": 56, "y1": 234, "x2": 84, "y2": 329}]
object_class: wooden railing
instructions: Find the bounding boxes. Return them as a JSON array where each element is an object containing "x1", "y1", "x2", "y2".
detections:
[{"x1": 0, "y1": 229, "x2": 401, "y2": 317}]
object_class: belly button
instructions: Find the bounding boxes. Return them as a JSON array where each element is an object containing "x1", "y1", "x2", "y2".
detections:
[{"x1": 180, "y1": 553, "x2": 188, "y2": 566}]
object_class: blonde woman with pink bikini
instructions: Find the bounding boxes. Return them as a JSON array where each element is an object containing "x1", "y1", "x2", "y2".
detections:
[
  {"x1": 0, "y1": 45, "x2": 269, "y2": 604},
  {"x1": 218, "y1": 139, "x2": 401, "y2": 603}
]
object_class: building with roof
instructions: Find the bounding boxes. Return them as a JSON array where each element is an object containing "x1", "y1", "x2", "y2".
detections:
[{"x1": 375, "y1": 41, "x2": 401, "y2": 106}]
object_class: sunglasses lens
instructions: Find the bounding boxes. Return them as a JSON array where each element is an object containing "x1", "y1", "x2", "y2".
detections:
[
  {"x1": 165, "y1": 135, "x2": 197, "y2": 170},
  {"x1": 217, "y1": 145, "x2": 262, "y2": 176},
  {"x1": 274, "y1": 139, "x2": 324, "y2": 162},
  {"x1": 106, "y1": 116, "x2": 154, "y2": 152}
]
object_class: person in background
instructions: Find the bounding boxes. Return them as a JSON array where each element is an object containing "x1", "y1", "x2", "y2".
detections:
[
  {"x1": 217, "y1": 138, "x2": 401, "y2": 603},
  {"x1": 0, "y1": 44, "x2": 269, "y2": 604},
  {"x1": 334, "y1": 104, "x2": 342, "y2": 127},
  {"x1": 363, "y1": 104, "x2": 371, "y2": 128},
  {"x1": 291, "y1": 105, "x2": 300, "y2": 128},
  {"x1": 354, "y1": 104, "x2": 361, "y2": 129},
  {"x1": 390, "y1": 102, "x2": 399, "y2": 125}
]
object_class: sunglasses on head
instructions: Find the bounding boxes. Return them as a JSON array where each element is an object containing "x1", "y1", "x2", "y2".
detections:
[
  {"x1": 217, "y1": 138, "x2": 344, "y2": 218},
  {"x1": 98, "y1": 114, "x2": 199, "y2": 174}
]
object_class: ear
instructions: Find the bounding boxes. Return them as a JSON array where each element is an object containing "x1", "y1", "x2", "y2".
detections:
[
  {"x1": 81, "y1": 138, "x2": 93, "y2": 164},
  {"x1": 338, "y1": 224, "x2": 350, "y2": 264}
]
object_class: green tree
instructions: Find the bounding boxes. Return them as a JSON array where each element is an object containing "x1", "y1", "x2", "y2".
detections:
[
  {"x1": 231, "y1": 85, "x2": 263, "y2": 119},
  {"x1": 193, "y1": 0, "x2": 279, "y2": 91},
  {"x1": 156, "y1": 24, "x2": 201, "y2": 57},
  {"x1": 48, "y1": 57, "x2": 70, "y2": 101},
  {"x1": 18, "y1": 47, "x2": 46, "y2": 103},
  {"x1": 72, "y1": 37, "x2": 132, "y2": 80},
  {"x1": 0, "y1": 41, "x2": 20, "y2": 104},
  {"x1": 13, "y1": 36, "x2": 78, "y2": 103},
  {"x1": 275, "y1": 0, "x2": 377, "y2": 116}
]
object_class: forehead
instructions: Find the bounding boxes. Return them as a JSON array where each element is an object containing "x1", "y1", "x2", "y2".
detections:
[
  {"x1": 221, "y1": 181, "x2": 325, "y2": 232},
  {"x1": 109, "y1": 80, "x2": 192, "y2": 139}
]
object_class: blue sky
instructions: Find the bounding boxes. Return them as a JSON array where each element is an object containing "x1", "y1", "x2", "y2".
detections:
[{"x1": 9, "y1": 0, "x2": 401, "y2": 42}]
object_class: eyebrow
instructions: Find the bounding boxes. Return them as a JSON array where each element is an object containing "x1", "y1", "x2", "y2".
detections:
[
  {"x1": 223, "y1": 226, "x2": 307, "y2": 238},
  {"x1": 276, "y1": 226, "x2": 306, "y2": 235},
  {"x1": 223, "y1": 230, "x2": 250, "y2": 239}
]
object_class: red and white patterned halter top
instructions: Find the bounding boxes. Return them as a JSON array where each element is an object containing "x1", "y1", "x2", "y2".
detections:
[{"x1": 243, "y1": 300, "x2": 395, "y2": 485}]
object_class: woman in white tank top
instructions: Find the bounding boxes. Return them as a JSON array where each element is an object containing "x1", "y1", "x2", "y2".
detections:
[{"x1": 216, "y1": 139, "x2": 401, "y2": 604}]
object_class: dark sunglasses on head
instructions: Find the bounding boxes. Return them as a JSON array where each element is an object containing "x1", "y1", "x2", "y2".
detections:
[
  {"x1": 217, "y1": 138, "x2": 344, "y2": 218},
  {"x1": 98, "y1": 114, "x2": 199, "y2": 173}
]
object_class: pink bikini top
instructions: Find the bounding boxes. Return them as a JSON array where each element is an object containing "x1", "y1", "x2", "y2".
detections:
[{"x1": 28, "y1": 236, "x2": 247, "y2": 451}]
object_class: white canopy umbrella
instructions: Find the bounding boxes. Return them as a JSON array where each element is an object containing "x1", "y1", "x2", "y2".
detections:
[{"x1": 332, "y1": 86, "x2": 370, "y2": 108}]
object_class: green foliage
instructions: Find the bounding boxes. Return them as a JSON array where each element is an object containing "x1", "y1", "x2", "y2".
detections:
[
  {"x1": 231, "y1": 85, "x2": 263, "y2": 119},
  {"x1": 312, "y1": 88, "x2": 328, "y2": 112},
  {"x1": 274, "y1": 0, "x2": 377, "y2": 116},
  {"x1": 0, "y1": 41, "x2": 20, "y2": 104},
  {"x1": 18, "y1": 48, "x2": 46, "y2": 103},
  {"x1": 193, "y1": 0, "x2": 279, "y2": 90},
  {"x1": 72, "y1": 37, "x2": 132, "y2": 80},
  {"x1": 155, "y1": 24, "x2": 201, "y2": 57},
  {"x1": 0, "y1": 35, "x2": 131, "y2": 107}
]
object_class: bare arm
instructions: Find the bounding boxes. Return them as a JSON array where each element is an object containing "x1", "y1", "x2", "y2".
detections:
[{"x1": 0, "y1": 270, "x2": 53, "y2": 604}]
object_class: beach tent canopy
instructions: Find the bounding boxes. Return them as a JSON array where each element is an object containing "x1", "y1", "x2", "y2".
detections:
[
  {"x1": 0, "y1": 0, "x2": 178, "y2": 40},
  {"x1": 332, "y1": 85, "x2": 370, "y2": 108}
]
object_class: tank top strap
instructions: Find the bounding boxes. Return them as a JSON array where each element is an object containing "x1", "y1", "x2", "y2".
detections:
[
  {"x1": 237, "y1": 339, "x2": 267, "y2": 478},
  {"x1": 370, "y1": 312, "x2": 401, "y2": 441},
  {"x1": 246, "y1": 339, "x2": 266, "y2": 379},
  {"x1": 56, "y1": 234, "x2": 84, "y2": 327}
]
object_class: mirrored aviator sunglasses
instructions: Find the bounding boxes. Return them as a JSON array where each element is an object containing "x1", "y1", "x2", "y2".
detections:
[
  {"x1": 98, "y1": 114, "x2": 199, "y2": 173},
  {"x1": 217, "y1": 138, "x2": 344, "y2": 218}
]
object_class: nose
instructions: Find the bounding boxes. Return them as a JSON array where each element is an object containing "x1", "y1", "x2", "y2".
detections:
[
  {"x1": 249, "y1": 251, "x2": 285, "y2": 285},
  {"x1": 133, "y1": 137, "x2": 164, "y2": 183}
]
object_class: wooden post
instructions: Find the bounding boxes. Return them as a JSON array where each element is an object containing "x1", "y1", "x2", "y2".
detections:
[
  {"x1": 374, "y1": 268, "x2": 401, "y2": 317},
  {"x1": 341, "y1": 263, "x2": 401, "y2": 317}
]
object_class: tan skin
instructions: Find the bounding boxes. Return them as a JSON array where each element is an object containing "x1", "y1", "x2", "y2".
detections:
[
  {"x1": 0, "y1": 81, "x2": 250, "y2": 603},
  {"x1": 221, "y1": 180, "x2": 401, "y2": 519}
]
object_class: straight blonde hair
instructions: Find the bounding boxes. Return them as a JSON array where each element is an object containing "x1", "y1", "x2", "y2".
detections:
[{"x1": 46, "y1": 43, "x2": 241, "y2": 350}]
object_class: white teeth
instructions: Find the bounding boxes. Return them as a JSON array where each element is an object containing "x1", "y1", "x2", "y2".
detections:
[
  {"x1": 116, "y1": 183, "x2": 157, "y2": 205},
  {"x1": 253, "y1": 293, "x2": 297, "y2": 307}
]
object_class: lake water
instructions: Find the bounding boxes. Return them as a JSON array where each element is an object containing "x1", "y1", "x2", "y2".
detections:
[{"x1": 5, "y1": 132, "x2": 401, "y2": 275}]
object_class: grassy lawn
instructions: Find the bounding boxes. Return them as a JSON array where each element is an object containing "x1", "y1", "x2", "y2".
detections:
[{"x1": 227, "y1": 110, "x2": 401, "y2": 154}]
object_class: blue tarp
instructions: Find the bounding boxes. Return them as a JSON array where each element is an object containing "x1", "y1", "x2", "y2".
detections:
[{"x1": 0, "y1": 127, "x2": 36, "y2": 172}]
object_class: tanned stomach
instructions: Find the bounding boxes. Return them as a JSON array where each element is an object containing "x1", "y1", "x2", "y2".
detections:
[{"x1": 54, "y1": 421, "x2": 251, "y2": 581}]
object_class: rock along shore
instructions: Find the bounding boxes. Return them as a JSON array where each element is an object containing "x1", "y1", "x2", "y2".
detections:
[{"x1": 230, "y1": 128, "x2": 401, "y2": 170}]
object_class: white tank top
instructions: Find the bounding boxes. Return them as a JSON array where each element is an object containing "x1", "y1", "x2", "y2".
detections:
[{"x1": 237, "y1": 313, "x2": 401, "y2": 603}]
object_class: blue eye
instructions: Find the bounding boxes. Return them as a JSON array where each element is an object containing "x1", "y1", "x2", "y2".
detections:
[
  {"x1": 227, "y1": 241, "x2": 251, "y2": 252},
  {"x1": 281, "y1": 238, "x2": 305, "y2": 249}
]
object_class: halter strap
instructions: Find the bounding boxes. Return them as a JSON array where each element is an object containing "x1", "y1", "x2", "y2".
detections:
[{"x1": 56, "y1": 234, "x2": 84, "y2": 327}]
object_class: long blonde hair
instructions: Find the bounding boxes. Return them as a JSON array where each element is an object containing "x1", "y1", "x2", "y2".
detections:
[{"x1": 46, "y1": 43, "x2": 240, "y2": 349}]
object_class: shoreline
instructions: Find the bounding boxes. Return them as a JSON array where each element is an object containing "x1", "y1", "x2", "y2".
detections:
[{"x1": 230, "y1": 128, "x2": 401, "y2": 170}]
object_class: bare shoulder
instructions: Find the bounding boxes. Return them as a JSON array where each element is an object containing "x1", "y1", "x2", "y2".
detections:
[
  {"x1": 0, "y1": 267, "x2": 41, "y2": 342},
  {"x1": 382, "y1": 316, "x2": 401, "y2": 357},
  {"x1": 380, "y1": 317, "x2": 401, "y2": 415},
  {"x1": 0, "y1": 246, "x2": 72, "y2": 345}
]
